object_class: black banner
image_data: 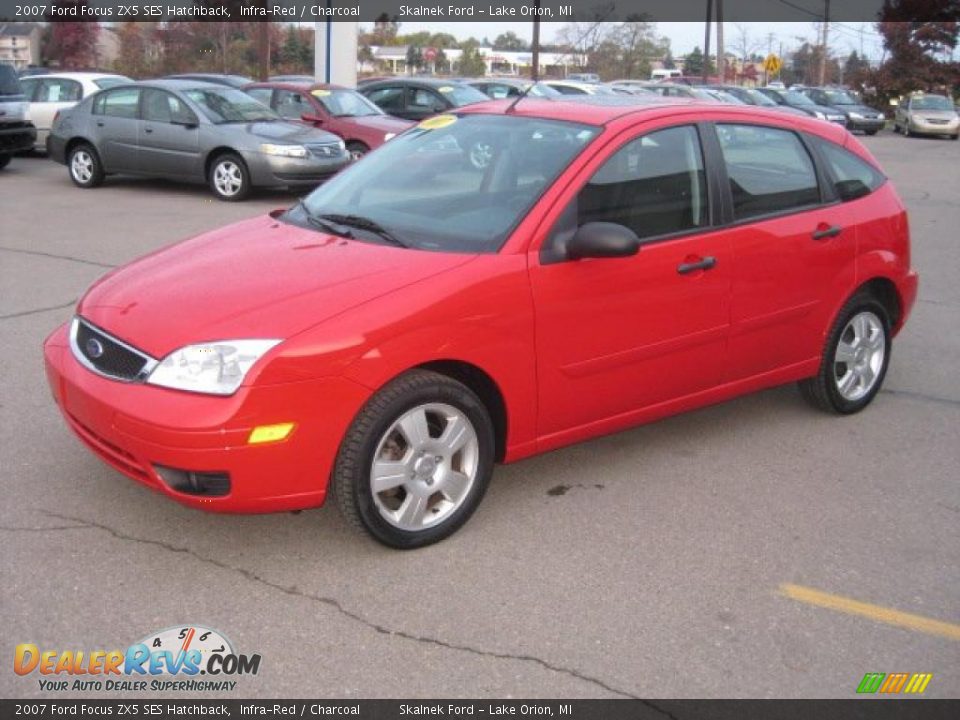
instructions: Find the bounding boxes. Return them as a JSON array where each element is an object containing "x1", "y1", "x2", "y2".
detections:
[
  {"x1": 1, "y1": 700, "x2": 960, "y2": 719},
  {"x1": 1, "y1": 0, "x2": 954, "y2": 23}
]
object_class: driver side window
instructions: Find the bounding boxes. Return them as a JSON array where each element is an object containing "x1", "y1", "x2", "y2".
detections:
[{"x1": 577, "y1": 125, "x2": 709, "y2": 240}]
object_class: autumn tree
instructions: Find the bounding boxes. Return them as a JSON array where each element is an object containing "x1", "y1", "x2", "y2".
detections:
[{"x1": 45, "y1": 2, "x2": 101, "y2": 70}]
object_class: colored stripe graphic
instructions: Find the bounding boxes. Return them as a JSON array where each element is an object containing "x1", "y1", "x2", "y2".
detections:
[
  {"x1": 904, "y1": 673, "x2": 933, "y2": 694},
  {"x1": 879, "y1": 673, "x2": 909, "y2": 693},
  {"x1": 857, "y1": 673, "x2": 885, "y2": 693}
]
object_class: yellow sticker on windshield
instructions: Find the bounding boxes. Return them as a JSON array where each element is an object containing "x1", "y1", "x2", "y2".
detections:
[
  {"x1": 438, "y1": 86, "x2": 455, "y2": 93},
  {"x1": 311, "y1": 89, "x2": 331, "y2": 97},
  {"x1": 418, "y1": 114, "x2": 457, "y2": 130}
]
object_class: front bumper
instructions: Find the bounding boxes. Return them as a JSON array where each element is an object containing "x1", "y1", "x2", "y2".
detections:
[
  {"x1": 245, "y1": 152, "x2": 351, "y2": 188},
  {"x1": 43, "y1": 322, "x2": 372, "y2": 513},
  {"x1": 846, "y1": 117, "x2": 885, "y2": 132},
  {"x1": 908, "y1": 118, "x2": 959, "y2": 137},
  {"x1": 0, "y1": 121, "x2": 37, "y2": 155}
]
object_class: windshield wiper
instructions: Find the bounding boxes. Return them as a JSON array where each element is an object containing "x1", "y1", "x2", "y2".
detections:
[
  {"x1": 293, "y1": 200, "x2": 354, "y2": 238},
  {"x1": 318, "y1": 213, "x2": 411, "y2": 248}
]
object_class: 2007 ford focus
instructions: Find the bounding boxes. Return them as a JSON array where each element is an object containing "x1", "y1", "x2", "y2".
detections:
[{"x1": 43, "y1": 97, "x2": 918, "y2": 548}]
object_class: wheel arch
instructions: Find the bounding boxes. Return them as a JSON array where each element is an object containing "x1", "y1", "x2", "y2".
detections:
[
  {"x1": 204, "y1": 146, "x2": 243, "y2": 177},
  {"x1": 858, "y1": 276, "x2": 902, "y2": 331},
  {"x1": 65, "y1": 136, "x2": 97, "y2": 159},
  {"x1": 414, "y1": 359, "x2": 508, "y2": 463}
]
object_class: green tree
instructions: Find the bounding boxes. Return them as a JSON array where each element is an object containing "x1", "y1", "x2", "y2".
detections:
[
  {"x1": 406, "y1": 45, "x2": 424, "y2": 74},
  {"x1": 663, "y1": 48, "x2": 675, "y2": 70},
  {"x1": 457, "y1": 45, "x2": 487, "y2": 77},
  {"x1": 493, "y1": 31, "x2": 528, "y2": 51}
]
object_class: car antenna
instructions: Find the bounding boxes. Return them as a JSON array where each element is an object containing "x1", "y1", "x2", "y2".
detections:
[{"x1": 505, "y1": 83, "x2": 535, "y2": 114}]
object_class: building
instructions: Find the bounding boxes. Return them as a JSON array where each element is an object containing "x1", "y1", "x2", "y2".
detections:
[
  {"x1": 0, "y1": 23, "x2": 43, "y2": 70},
  {"x1": 362, "y1": 45, "x2": 586, "y2": 79}
]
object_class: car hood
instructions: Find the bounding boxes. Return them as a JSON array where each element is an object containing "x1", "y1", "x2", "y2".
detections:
[
  {"x1": 78, "y1": 214, "x2": 475, "y2": 359},
  {"x1": 836, "y1": 104, "x2": 882, "y2": 116},
  {"x1": 342, "y1": 114, "x2": 414, "y2": 134},
  {"x1": 218, "y1": 120, "x2": 341, "y2": 144}
]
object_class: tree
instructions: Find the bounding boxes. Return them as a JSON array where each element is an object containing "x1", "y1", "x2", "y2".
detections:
[
  {"x1": 663, "y1": 49, "x2": 675, "y2": 70},
  {"x1": 372, "y1": 15, "x2": 400, "y2": 45},
  {"x1": 45, "y1": 2, "x2": 100, "y2": 69},
  {"x1": 684, "y1": 46, "x2": 705, "y2": 76},
  {"x1": 493, "y1": 31, "x2": 528, "y2": 51},
  {"x1": 115, "y1": 22, "x2": 152, "y2": 78},
  {"x1": 457, "y1": 45, "x2": 487, "y2": 77},
  {"x1": 405, "y1": 45, "x2": 424, "y2": 74}
]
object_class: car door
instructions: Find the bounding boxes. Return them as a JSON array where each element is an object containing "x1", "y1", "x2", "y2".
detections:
[
  {"x1": 91, "y1": 86, "x2": 141, "y2": 172},
  {"x1": 404, "y1": 87, "x2": 447, "y2": 121},
  {"x1": 529, "y1": 123, "x2": 732, "y2": 440},
  {"x1": 138, "y1": 88, "x2": 201, "y2": 178},
  {"x1": 31, "y1": 77, "x2": 82, "y2": 139},
  {"x1": 714, "y1": 122, "x2": 856, "y2": 382}
]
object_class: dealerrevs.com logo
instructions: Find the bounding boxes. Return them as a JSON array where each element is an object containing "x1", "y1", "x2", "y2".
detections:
[{"x1": 14, "y1": 625, "x2": 261, "y2": 693}]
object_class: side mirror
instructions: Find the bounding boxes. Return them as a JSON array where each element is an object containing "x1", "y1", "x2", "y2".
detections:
[
  {"x1": 301, "y1": 113, "x2": 324, "y2": 124},
  {"x1": 567, "y1": 222, "x2": 640, "y2": 261}
]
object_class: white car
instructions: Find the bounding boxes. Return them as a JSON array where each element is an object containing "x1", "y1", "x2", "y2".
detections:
[
  {"x1": 542, "y1": 80, "x2": 624, "y2": 97},
  {"x1": 19, "y1": 72, "x2": 131, "y2": 151}
]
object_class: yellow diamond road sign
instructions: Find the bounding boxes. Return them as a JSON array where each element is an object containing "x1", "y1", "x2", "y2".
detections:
[{"x1": 764, "y1": 54, "x2": 782, "y2": 74}]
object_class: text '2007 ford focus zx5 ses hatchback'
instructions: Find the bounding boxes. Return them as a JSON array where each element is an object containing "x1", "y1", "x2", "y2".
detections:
[{"x1": 44, "y1": 97, "x2": 919, "y2": 548}]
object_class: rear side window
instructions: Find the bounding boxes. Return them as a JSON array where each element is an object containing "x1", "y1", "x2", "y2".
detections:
[
  {"x1": 578, "y1": 125, "x2": 708, "y2": 240},
  {"x1": 37, "y1": 78, "x2": 82, "y2": 102},
  {"x1": 95, "y1": 87, "x2": 140, "y2": 118},
  {"x1": 365, "y1": 86, "x2": 404, "y2": 112},
  {"x1": 813, "y1": 138, "x2": 885, "y2": 201},
  {"x1": 717, "y1": 124, "x2": 820, "y2": 220}
]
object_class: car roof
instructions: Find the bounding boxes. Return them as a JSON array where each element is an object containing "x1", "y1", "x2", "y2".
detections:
[
  {"x1": 21, "y1": 72, "x2": 128, "y2": 81},
  {"x1": 457, "y1": 96, "x2": 851, "y2": 140},
  {"x1": 244, "y1": 81, "x2": 351, "y2": 93},
  {"x1": 361, "y1": 78, "x2": 462, "y2": 89},
  {"x1": 130, "y1": 79, "x2": 237, "y2": 91}
]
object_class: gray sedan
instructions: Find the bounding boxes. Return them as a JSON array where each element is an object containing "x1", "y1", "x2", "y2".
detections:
[{"x1": 48, "y1": 79, "x2": 351, "y2": 200}]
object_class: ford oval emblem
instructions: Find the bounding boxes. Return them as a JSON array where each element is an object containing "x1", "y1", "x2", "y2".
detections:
[{"x1": 85, "y1": 338, "x2": 104, "y2": 359}]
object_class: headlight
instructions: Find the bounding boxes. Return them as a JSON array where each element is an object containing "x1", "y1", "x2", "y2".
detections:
[
  {"x1": 814, "y1": 111, "x2": 826, "y2": 119},
  {"x1": 147, "y1": 340, "x2": 281, "y2": 395},
  {"x1": 260, "y1": 143, "x2": 308, "y2": 158},
  {"x1": 877, "y1": 113, "x2": 885, "y2": 121},
  {"x1": 848, "y1": 112, "x2": 863, "y2": 119},
  {"x1": 383, "y1": 132, "x2": 396, "y2": 142}
]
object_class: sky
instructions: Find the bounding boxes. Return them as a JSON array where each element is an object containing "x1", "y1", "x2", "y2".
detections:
[{"x1": 358, "y1": 21, "x2": 888, "y2": 61}]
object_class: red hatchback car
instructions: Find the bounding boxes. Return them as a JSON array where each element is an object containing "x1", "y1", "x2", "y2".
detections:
[
  {"x1": 243, "y1": 81, "x2": 414, "y2": 159},
  {"x1": 44, "y1": 98, "x2": 918, "y2": 548}
]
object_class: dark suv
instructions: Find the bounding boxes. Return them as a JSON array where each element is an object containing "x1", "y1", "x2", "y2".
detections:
[{"x1": 0, "y1": 63, "x2": 38, "y2": 169}]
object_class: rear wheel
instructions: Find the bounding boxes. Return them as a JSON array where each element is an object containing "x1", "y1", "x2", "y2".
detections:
[
  {"x1": 799, "y1": 294, "x2": 891, "y2": 414},
  {"x1": 333, "y1": 370, "x2": 495, "y2": 549},
  {"x1": 346, "y1": 141, "x2": 369, "y2": 161},
  {"x1": 208, "y1": 153, "x2": 251, "y2": 201},
  {"x1": 68, "y1": 143, "x2": 104, "y2": 188}
]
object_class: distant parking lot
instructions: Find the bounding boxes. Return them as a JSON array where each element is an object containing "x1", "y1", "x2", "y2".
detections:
[{"x1": 1, "y1": 131, "x2": 957, "y2": 698}]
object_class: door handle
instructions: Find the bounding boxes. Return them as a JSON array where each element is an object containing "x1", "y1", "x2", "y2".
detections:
[
  {"x1": 144, "y1": 127, "x2": 153, "y2": 133},
  {"x1": 812, "y1": 224, "x2": 842, "y2": 240},
  {"x1": 677, "y1": 256, "x2": 717, "y2": 274},
  {"x1": 96, "y1": 121, "x2": 104, "y2": 127}
]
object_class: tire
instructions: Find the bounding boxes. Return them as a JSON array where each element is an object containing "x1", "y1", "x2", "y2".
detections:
[
  {"x1": 799, "y1": 293, "x2": 891, "y2": 415},
  {"x1": 0, "y1": 154, "x2": 10, "y2": 170},
  {"x1": 951, "y1": 134, "x2": 959, "y2": 141},
  {"x1": 333, "y1": 369, "x2": 495, "y2": 549},
  {"x1": 208, "y1": 152, "x2": 251, "y2": 201},
  {"x1": 865, "y1": 129, "x2": 879, "y2": 136},
  {"x1": 345, "y1": 141, "x2": 369, "y2": 161},
  {"x1": 67, "y1": 143, "x2": 104, "y2": 188}
]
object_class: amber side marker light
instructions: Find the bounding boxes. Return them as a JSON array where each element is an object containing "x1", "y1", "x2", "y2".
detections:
[{"x1": 248, "y1": 423, "x2": 296, "y2": 445}]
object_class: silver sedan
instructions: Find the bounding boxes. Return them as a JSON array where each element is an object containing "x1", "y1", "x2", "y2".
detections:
[{"x1": 48, "y1": 79, "x2": 352, "y2": 200}]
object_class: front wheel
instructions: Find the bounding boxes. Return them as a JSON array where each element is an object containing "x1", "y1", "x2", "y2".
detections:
[
  {"x1": 333, "y1": 370, "x2": 495, "y2": 549},
  {"x1": 346, "y1": 141, "x2": 369, "y2": 161},
  {"x1": 0, "y1": 154, "x2": 10, "y2": 170},
  {"x1": 799, "y1": 295, "x2": 891, "y2": 414},
  {"x1": 865, "y1": 129, "x2": 879, "y2": 136},
  {"x1": 208, "y1": 153, "x2": 251, "y2": 201},
  {"x1": 68, "y1": 143, "x2": 104, "y2": 188}
]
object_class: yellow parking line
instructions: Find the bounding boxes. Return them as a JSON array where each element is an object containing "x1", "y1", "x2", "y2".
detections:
[{"x1": 779, "y1": 584, "x2": 960, "y2": 641}]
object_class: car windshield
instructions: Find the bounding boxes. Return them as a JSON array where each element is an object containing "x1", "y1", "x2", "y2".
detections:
[
  {"x1": 312, "y1": 88, "x2": 382, "y2": 117},
  {"x1": 184, "y1": 87, "x2": 279, "y2": 123},
  {"x1": 744, "y1": 89, "x2": 777, "y2": 106},
  {"x1": 823, "y1": 90, "x2": 858, "y2": 105},
  {"x1": 94, "y1": 77, "x2": 131, "y2": 90},
  {"x1": 436, "y1": 83, "x2": 489, "y2": 107},
  {"x1": 911, "y1": 95, "x2": 953, "y2": 111},
  {"x1": 784, "y1": 91, "x2": 815, "y2": 106},
  {"x1": 296, "y1": 114, "x2": 599, "y2": 253}
]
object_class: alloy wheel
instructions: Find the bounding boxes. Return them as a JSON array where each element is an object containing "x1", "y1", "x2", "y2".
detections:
[{"x1": 833, "y1": 311, "x2": 885, "y2": 402}]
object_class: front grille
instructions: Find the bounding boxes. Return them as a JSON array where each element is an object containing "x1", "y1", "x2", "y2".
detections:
[
  {"x1": 926, "y1": 118, "x2": 949, "y2": 125},
  {"x1": 305, "y1": 143, "x2": 343, "y2": 158},
  {"x1": 71, "y1": 318, "x2": 156, "y2": 382}
]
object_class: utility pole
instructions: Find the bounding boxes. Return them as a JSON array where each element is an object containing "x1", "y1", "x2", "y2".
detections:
[
  {"x1": 703, "y1": 0, "x2": 712, "y2": 84},
  {"x1": 716, "y1": 0, "x2": 725, "y2": 84},
  {"x1": 531, "y1": 0, "x2": 541, "y2": 81},
  {"x1": 256, "y1": 4, "x2": 269, "y2": 81},
  {"x1": 819, "y1": 0, "x2": 831, "y2": 85}
]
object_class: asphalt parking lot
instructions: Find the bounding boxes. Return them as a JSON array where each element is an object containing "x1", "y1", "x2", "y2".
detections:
[{"x1": 1, "y1": 133, "x2": 958, "y2": 700}]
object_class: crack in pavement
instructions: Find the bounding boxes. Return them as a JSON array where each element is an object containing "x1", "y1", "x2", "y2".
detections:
[
  {"x1": 0, "y1": 299, "x2": 76, "y2": 321},
  {"x1": 0, "y1": 523, "x2": 91, "y2": 532},
  {"x1": 36, "y1": 510, "x2": 641, "y2": 700},
  {"x1": 881, "y1": 388, "x2": 960, "y2": 409},
  {"x1": 0, "y1": 245, "x2": 117, "y2": 269}
]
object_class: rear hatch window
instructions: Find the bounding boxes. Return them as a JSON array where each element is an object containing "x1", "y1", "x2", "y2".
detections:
[{"x1": 0, "y1": 64, "x2": 25, "y2": 98}]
